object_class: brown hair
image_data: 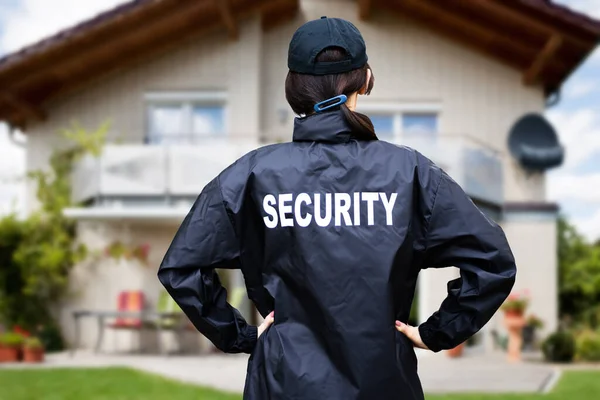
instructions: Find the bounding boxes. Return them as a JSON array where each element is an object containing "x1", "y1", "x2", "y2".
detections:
[{"x1": 285, "y1": 47, "x2": 377, "y2": 140}]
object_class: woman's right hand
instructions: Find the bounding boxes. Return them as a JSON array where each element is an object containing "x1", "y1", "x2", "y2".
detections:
[
  {"x1": 395, "y1": 320, "x2": 430, "y2": 350},
  {"x1": 258, "y1": 311, "x2": 275, "y2": 338}
]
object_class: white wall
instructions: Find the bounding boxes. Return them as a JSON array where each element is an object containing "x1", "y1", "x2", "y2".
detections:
[{"x1": 501, "y1": 215, "x2": 558, "y2": 337}]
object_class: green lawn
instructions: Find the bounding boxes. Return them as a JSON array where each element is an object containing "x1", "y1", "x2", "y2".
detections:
[
  {"x1": 0, "y1": 368, "x2": 240, "y2": 400},
  {"x1": 0, "y1": 368, "x2": 598, "y2": 399},
  {"x1": 427, "y1": 371, "x2": 600, "y2": 400}
]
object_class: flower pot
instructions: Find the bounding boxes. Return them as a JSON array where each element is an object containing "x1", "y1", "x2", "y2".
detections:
[
  {"x1": 522, "y1": 325, "x2": 536, "y2": 351},
  {"x1": 446, "y1": 343, "x2": 465, "y2": 358},
  {"x1": 504, "y1": 310, "x2": 524, "y2": 319},
  {"x1": 23, "y1": 348, "x2": 44, "y2": 363},
  {"x1": 0, "y1": 346, "x2": 20, "y2": 362},
  {"x1": 504, "y1": 312, "x2": 526, "y2": 362}
]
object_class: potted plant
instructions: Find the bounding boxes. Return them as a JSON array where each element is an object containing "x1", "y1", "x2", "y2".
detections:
[
  {"x1": 523, "y1": 314, "x2": 544, "y2": 351},
  {"x1": 446, "y1": 342, "x2": 465, "y2": 358},
  {"x1": 501, "y1": 290, "x2": 530, "y2": 362},
  {"x1": 501, "y1": 291, "x2": 529, "y2": 317},
  {"x1": 22, "y1": 337, "x2": 45, "y2": 363},
  {"x1": 0, "y1": 332, "x2": 24, "y2": 362}
]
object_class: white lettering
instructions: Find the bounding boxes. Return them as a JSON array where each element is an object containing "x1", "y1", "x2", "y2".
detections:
[
  {"x1": 263, "y1": 194, "x2": 278, "y2": 229},
  {"x1": 314, "y1": 193, "x2": 332, "y2": 227},
  {"x1": 295, "y1": 193, "x2": 312, "y2": 227},
  {"x1": 379, "y1": 192, "x2": 397, "y2": 226},
  {"x1": 262, "y1": 192, "x2": 397, "y2": 228},
  {"x1": 353, "y1": 192, "x2": 361, "y2": 226},
  {"x1": 361, "y1": 192, "x2": 379, "y2": 226},
  {"x1": 334, "y1": 193, "x2": 353, "y2": 226},
  {"x1": 279, "y1": 193, "x2": 294, "y2": 227}
]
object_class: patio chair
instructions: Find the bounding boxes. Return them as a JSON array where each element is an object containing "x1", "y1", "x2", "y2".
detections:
[
  {"x1": 107, "y1": 290, "x2": 146, "y2": 353},
  {"x1": 147, "y1": 290, "x2": 190, "y2": 355}
]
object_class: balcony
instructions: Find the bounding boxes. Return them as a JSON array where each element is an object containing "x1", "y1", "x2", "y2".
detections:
[
  {"x1": 71, "y1": 140, "x2": 261, "y2": 209},
  {"x1": 68, "y1": 135, "x2": 503, "y2": 220},
  {"x1": 394, "y1": 135, "x2": 504, "y2": 206}
]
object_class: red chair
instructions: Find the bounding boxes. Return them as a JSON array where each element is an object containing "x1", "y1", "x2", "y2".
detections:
[
  {"x1": 107, "y1": 291, "x2": 146, "y2": 353},
  {"x1": 109, "y1": 291, "x2": 145, "y2": 329}
]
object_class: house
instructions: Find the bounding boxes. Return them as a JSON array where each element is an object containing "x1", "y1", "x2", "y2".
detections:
[{"x1": 1, "y1": 0, "x2": 599, "y2": 353}]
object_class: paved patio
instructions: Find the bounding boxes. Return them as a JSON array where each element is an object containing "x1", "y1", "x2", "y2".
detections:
[{"x1": 0, "y1": 349, "x2": 560, "y2": 394}]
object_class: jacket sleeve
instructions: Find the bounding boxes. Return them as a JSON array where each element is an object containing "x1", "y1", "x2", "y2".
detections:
[
  {"x1": 157, "y1": 177, "x2": 257, "y2": 354},
  {"x1": 418, "y1": 170, "x2": 516, "y2": 352}
]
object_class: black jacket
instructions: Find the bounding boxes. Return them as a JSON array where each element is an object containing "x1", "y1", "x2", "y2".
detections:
[{"x1": 158, "y1": 110, "x2": 517, "y2": 400}]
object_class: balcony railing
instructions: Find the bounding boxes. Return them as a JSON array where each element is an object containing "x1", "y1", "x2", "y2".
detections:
[
  {"x1": 71, "y1": 135, "x2": 503, "y2": 207},
  {"x1": 393, "y1": 135, "x2": 504, "y2": 205},
  {"x1": 71, "y1": 140, "x2": 261, "y2": 205}
]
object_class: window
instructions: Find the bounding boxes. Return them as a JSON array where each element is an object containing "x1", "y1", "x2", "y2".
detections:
[
  {"x1": 146, "y1": 92, "x2": 226, "y2": 144},
  {"x1": 369, "y1": 115, "x2": 395, "y2": 139},
  {"x1": 362, "y1": 110, "x2": 438, "y2": 143},
  {"x1": 402, "y1": 113, "x2": 437, "y2": 141}
]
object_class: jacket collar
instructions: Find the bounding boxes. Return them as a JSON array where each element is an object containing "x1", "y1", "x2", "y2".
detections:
[{"x1": 292, "y1": 110, "x2": 353, "y2": 143}]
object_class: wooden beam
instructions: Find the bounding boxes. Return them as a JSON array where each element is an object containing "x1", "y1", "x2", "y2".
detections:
[
  {"x1": 10, "y1": 1, "x2": 213, "y2": 91},
  {"x1": 489, "y1": 0, "x2": 600, "y2": 42},
  {"x1": 358, "y1": 0, "x2": 373, "y2": 21},
  {"x1": 386, "y1": 0, "x2": 533, "y2": 70},
  {"x1": 482, "y1": 0, "x2": 591, "y2": 49},
  {"x1": 215, "y1": 0, "x2": 238, "y2": 40},
  {"x1": 0, "y1": 0, "x2": 183, "y2": 87},
  {"x1": 261, "y1": 0, "x2": 299, "y2": 32},
  {"x1": 523, "y1": 34, "x2": 563, "y2": 85},
  {"x1": 0, "y1": 92, "x2": 46, "y2": 121}
]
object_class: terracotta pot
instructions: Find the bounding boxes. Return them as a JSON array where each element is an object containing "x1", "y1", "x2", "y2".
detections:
[
  {"x1": 23, "y1": 348, "x2": 44, "y2": 363},
  {"x1": 504, "y1": 310, "x2": 524, "y2": 319},
  {"x1": 504, "y1": 312, "x2": 526, "y2": 362},
  {"x1": 446, "y1": 343, "x2": 465, "y2": 358},
  {"x1": 0, "y1": 346, "x2": 20, "y2": 362}
]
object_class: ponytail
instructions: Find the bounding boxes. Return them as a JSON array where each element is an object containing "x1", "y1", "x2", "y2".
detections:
[{"x1": 341, "y1": 105, "x2": 377, "y2": 140}]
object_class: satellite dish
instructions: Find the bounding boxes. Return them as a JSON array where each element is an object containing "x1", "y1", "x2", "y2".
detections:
[{"x1": 508, "y1": 113, "x2": 564, "y2": 171}]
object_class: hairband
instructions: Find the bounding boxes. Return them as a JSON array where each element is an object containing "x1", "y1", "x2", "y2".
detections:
[{"x1": 314, "y1": 94, "x2": 347, "y2": 113}]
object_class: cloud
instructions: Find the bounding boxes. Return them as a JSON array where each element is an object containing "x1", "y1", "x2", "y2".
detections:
[
  {"x1": 572, "y1": 208, "x2": 600, "y2": 243},
  {"x1": 546, "y1": 108, "x2": 600, "y2": 170},
  {"x1": 548, "y1": 172, "x2": 600, "y2": 203},
  {"x1": 564, "y1": 80, "x2": 598, "y2": 100},
  {"x1": 556, "y1": 0, "x2": 600, "y2": 19},
  {"x1": 0, "y1": 0, "x2": 127, "y2": 54}
]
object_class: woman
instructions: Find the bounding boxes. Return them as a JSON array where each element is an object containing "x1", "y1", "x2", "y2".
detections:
[{"x1": 158, "y1": 17, "x2": 516, "y2": 400}]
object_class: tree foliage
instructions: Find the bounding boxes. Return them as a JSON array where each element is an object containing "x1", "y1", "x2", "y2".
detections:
[
  {"x1": 558, "y1": 216, "x2": 600, "y2": 328},
  {"x1": 0, "y1": 122, "x2": 107, "y2": 347}
]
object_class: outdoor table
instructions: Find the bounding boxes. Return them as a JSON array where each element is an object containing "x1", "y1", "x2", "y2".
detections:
[{"x1": 70, "y1": 310, "x2": 187, "y2": 357}]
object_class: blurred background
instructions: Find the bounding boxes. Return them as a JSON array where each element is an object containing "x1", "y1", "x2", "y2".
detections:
[{"x1": 0, "y1": 0, "x2": 600, "y2": 399}]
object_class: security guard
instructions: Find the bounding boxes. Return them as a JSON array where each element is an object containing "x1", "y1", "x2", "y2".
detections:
[{"x1": 158, "y1": 17, "x2": 516, "y2": 400}]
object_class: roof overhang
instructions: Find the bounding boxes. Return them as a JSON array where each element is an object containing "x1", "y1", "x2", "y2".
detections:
[
  {"x1": 364, "y1": 0, "x2": 600, "y2": 93},
  {"x1": 0, "y1": 0, "x2": 598, "y2": 129},
  {"x1": 0, "y1": 0, "x2": 299, "y2": 129}
]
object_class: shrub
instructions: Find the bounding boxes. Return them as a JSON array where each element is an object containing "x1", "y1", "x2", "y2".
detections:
[
  {"x1": 23, "y1": 337, "x2": 43, "y2": 350},
  {"x1": 0, "y1": 332, "x2": 24, "y2": 348},
  {"x1": 542, "y1": 331, "x2": 576, "y2": 363},
  {"x1": 576, "y1": 330, "x2": 600, "y2": 362}
]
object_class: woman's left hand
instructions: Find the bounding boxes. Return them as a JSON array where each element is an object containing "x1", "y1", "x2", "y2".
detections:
[
  {"x1": 395, "y1": 320, "x2": 430, "y2": 350},
  {"x1": 258, "y1": 311, "x2": 275, "y2": 338}
]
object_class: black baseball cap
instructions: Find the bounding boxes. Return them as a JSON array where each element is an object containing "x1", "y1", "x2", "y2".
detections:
[{"x1": 288, "y1": 16, "x2": 368, "y2": 75}]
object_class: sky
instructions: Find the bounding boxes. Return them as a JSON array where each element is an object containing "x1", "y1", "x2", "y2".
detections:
[{"x1": 0, "y1": 0, "x2": 600, "y2": 240}]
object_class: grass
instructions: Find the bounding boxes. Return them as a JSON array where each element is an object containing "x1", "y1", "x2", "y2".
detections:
[
  {"x1": 427, "y1": 371, "x2": 600, "y2": 400},
  {"x1": 0, "y1": 367, "x2": 240, "y2": 400},
  {"x1": 0, "y1": 368, "x2": 599, "y2": 399}
]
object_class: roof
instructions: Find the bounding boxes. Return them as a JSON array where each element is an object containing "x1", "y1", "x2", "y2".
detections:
[{"x1": 0, "y1": 0, "x2": 599, "y2": 129}]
